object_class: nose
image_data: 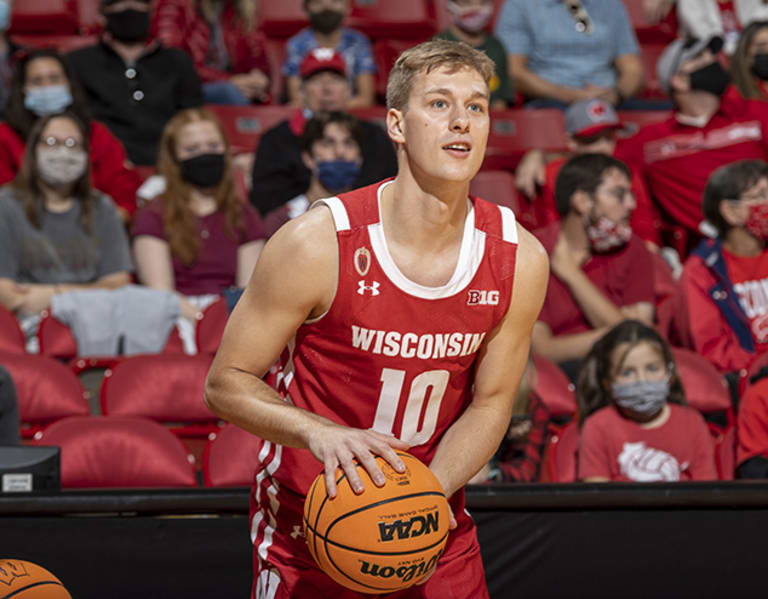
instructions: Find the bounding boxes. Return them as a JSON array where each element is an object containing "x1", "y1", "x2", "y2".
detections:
[{"x1": 449, "y1": 106, "x2": 470, "y2": 133}]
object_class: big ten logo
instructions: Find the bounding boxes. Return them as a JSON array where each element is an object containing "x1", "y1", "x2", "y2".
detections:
[
  {"x1": 0, "y1": 560, "x2": 29, "y2": 586},
  {"x1": 359, "y1": 550, "x2": 443, "y2": 584},
  {"x1": 377, "y1": 511, "x2": 440, "y2": 542},
  {"x1": 467, "y1": 289, "x2": 499, "y2": 306}
]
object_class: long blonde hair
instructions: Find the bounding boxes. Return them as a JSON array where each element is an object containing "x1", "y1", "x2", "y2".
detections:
[
  {"x1": 155, "y1": 108, "x2": 242, "y2": 265},
  {"x1": 199, "y1": 0, "x2": 257, "y2": 30}
]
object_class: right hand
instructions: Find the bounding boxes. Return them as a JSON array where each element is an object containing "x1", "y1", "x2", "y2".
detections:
[
  {"x1": 231, "y1": 71, "x2": 269, "y2": 100},
  {"x1": 515, "y1": 150, "x2": 546, "y2": 198},
  {"x1": 306, "y1": 422, "x2": 410, "y2": 499},
  {"x1": 643, "y1": 0, "x2": 674, "y2": 24},
  {"x1": 550, "y1": 232, "x2": 586, "y2": 282}
]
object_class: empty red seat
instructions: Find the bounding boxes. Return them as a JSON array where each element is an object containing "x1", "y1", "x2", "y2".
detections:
[
  {"x1": 196, "y1": 298, "x2": 229, "y2": 356},
  {"x1": 621, "y1": 0, "x2": 678, "y2": 44},
  {"x1": 9, "y1": 33, "x2": 98, "y2": 52},
  {"x1": 203, "y1": 423, "x2": 263, "y2": 487},
  {"x1": 469, "y1": 170, "x2": 529, "y2": 222},
  {"x1": 484, "y1": 109, "x2": 567, "y2": 171},
  {"x1": 8, "y1": 0, "x2": 78, "y2": 35},
  {"x1": 0, "y1": 352, "x2": 89, "y2": 438},
  {"x1": 205, "y1": 104, "x2": 294, "y2": 155},
  {"x1": 0, "y1": 305, "x2": 25, "y2": 354},
  {"x1": 714, "y1": 426, "x2": 735, "y2": 481},
  {"x1": 259, "y1": 0, "x2": 307, "y2": 38},
  {"x1": 347, "y1": 0, "x2": 436, "y2": 40},
  {"x1": 532, "y1": 354, "x2": 577, "y2": 419},
  {"x1": 33, "y1": 416, "x2": 197, "y2": 488},
  {"x1": 373, "y1": 39, "x2": 419, "y2": 98},
  {"x1": 547, "y1": 421, "x2": 579, "y2": 482},
  {"x1": 671, "y1": 348, "x2": 734, "y2": 431}
]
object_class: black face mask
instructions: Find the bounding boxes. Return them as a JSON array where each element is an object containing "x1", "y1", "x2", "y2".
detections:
[
  {"x1": 179, "y1": 153, "x2": 226, "y2": 188},
  {"x1": 688, "y1": 61, "x2": 731, "y2": 97},
  {"x1": 309, "y1": 9, "x2": 344, "y2": 35},
  {"x1": 752, "y1": 53, "x2": 768, "y2": 81},
  {"x1": 105, "y1": 9, "x2": 151, "y2": 42}
]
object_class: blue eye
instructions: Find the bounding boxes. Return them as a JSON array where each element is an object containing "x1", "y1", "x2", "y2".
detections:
[
  {"x1": 469, "y1": 103, "x2": 483, "y2": 112},
  {"x1": 432, "y1": 99, "x2": 447, "y2": 109}
]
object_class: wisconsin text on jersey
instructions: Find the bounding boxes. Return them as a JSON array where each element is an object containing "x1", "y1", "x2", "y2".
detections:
[{"x1": 351, "y1": 325, "x2": 487, "y2": 359}]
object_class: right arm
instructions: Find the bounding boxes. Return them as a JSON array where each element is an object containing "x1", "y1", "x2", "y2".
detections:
[
  {"x1": 133, "y1": 236, "x2": 175, "y2": 291},
  {"x1": 509, "y1": 55, "x2": 597, "y2": 104},
  {"x1": 204, "y1": 207, "x2": 408, "y2": 496},
  {"x1": 531, "y1": 320, "x2": 610, "y2": 364}
]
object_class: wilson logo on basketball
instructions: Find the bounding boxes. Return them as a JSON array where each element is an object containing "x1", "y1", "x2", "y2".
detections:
[
  {"x1": 467, "y1": 289, "x2": 500, "y2": 306},
  {"x1": 377, "y1": 511, "x2": 440, "y2": 542},
  {"x1": 0, "y1": 560, "x2": 29, "y2": 586},
  {"x1": 359, "y1": 552, "x2": 442, "y2": 584}
]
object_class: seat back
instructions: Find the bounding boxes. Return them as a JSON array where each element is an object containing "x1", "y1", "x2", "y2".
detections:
[
  {"x1": 532, "y1": 354, "x2": 577, "y2": 419},
  {"x1": 548, "y1": 422, "x2": 580, "y2": 482},
  {"x1": 671, "y1": 348, "x2": 733, "y2": 419},
  {"x1": 0, "y1": 352, "x2": 89, "y2": 436},
  {"x1": 484, "y1": 109, "x2": 567, "y2": 171},
  {"x1": 196, "y1": 298, "x2": 229, "y2": 356},
  {"x1": 9, "y1": 0, "x2": 79, "y2": 35},
  {"x1": 205, "y1": 104, "x2": 294, "y2": 155},
  {"x1": 347, "y1": 0, "x2": 436, "y2": 40},
  {"x1": 203, "y1": 423, "x2": 264, "y2": 487},
  {"x1": 100, "y1": 354, "x2": 217, "y2": 424},
  {"x1": 469, "y1": 170, "x2": 525, "y2": 215},
  {"x1": 714, "y1": 427, "x2": 736, "y2": 481},
  {"x1": 0, "y1": 306, "x2": 25, "y2": 354},
  {"x1": 33, "y1": 416, "x2": 197, "y2": 488}
]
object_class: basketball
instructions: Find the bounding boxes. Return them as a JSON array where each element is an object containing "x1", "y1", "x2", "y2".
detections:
[
  {"x1": 303, "y1": 451, "x2": 451, "y2": 594},
  {"x1": 0, "y1": 560, "x2": 71, "y2": 598}
]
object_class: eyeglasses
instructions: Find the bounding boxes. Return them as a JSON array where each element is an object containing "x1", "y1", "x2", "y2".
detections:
[
  {"x1": 565, "y1": 0, "x2": 592, "y2": 34},
  {"x1": 38, "y1": 136, "x2": 83, "y2": 149}
]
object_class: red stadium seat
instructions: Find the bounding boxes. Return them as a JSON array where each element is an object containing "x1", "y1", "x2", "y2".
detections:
[
  {"x1": 259, "y1": 0, "x2": 306, "y2": 38},
  {"x1": 373, "y1": 39, "x2": 419, "y2": 98},
  {"x1": 196, "y1": 298, "x2": 229, "y2": 356},
  {"x1": 203, "y1": 423, "x2": 263, "y2": 487},
  {"x1": 621, "y1": 0, "x2": 678, "y2": 44},
  {"x1": 470, "y1": 170, "x2": 534, "y2": 227},
  {"x1": 265, "y1": 38, "x2": 288, "y2": 103},
  {"x1": 0, "y1": 352, "x2": 89, "y2": 438},
  {"x1": 76, "y1": 0, "x2": 102, "y2": 34},
  {"x1": 205, "y1": 104, "x2": 294, "y2": 155},
  {"x1": 671, "y1": 348, "x2": 734, "y2": 431},
  {"x1": 9, "y1": 33, "x2": 98, "y2": 52},
  {"x1": 8, "y1": 0, "x2": 78, "y2": 35},
  {"x1": 532, "y1": 354, "x2": 577, "y2": 419},
  {"x1": 714, "y1": 426, "x2": 736, "y2": 481},
  {"x1": 347, "y1": 0, "x2": 436, "y2": 40},
  {"x1": 547, "y1": 421, "x2": 579, "y2": 482},
  {"x1": 0, "y1": 305, "x2": 25, "y2": 354},
  {"x1": 484, "y1": 109, "x2": 567, "y2": 171},
  {"x1": 638, "y1": 43, "x2": 668, "y2": 99},
  {"x1": 33, "y1": 416, "x2": 197, "y2": 488}
]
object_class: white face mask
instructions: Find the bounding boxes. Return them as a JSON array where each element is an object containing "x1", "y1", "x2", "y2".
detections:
[
  {"x1": 446, "y1": 1, "x2": 493, "y2": 33},
  {"x1": 36, "y1": 146, "x2": 88, "y2": 187}
]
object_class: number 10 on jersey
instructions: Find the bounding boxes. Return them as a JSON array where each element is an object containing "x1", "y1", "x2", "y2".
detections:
[{"x1": 372, "y1": 368, "x2": 450, "y2": 445}]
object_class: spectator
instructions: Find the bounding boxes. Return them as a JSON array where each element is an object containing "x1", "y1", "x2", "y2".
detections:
[
  {"x1": 678, "y1": 160, "x2": 768, "y2": 375},
  {"x1": 0, "y1": 0, "x2": 18, "y2": 115},
  {"x1": 152, "y1": 0, "x2": 270, "y2": 105},
  {"x1": 577, "y1": 319, "x2": 716, "y2": 482},
  {"x1": 132, "y1": 108, "x2": 265, "y2": 322},
  {"x1": 495, "y1": 0, "x2": 643, "y2": 108},
  {"x1": 0, "y1": 364, "x2": 19, "y2": 445},
  {"x1": 251, "y1": 48, "x2": 396, "y2": 217},
  {"x1": 736, "y1": 377, "x2": 768, "y2": 478},
  {"x1": 262, "y1": 111, "x2": 363, "y2": 237},
  {"x1": 0, "y1": 49, "x2": 142, "y2": 219},
  {"x1": 435, "y1": 0, "x2": 514, "y2": 109},
  {"x1": 677, "y1": 0, "x2": 768, "y2": 55},
  {"x1": 67, "y1": 0, "x2": 203, "y2": 166},
  {"x1": 0, "y1": 112, "x2": 132, "y2": 336},
  {"x1": 531, "y1": 153, "x2": 654, "y2": 381},
  {"x1": 283, "y1": 0, "x2": 375, "y2": 107},
  {"x1": 731, "y1": 20, "x2": 768, "y2": 100},
  {"x1": 524, "y1": 98, "x2": 661, "y2": 247}
]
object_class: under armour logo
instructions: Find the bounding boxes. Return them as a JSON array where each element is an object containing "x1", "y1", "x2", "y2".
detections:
[
  {"x1": 290, "y1": 525, "x2": 305, "y2": 540},
  {"x1": 357, "y1": 280, "x2": 381, "y2": 296}
]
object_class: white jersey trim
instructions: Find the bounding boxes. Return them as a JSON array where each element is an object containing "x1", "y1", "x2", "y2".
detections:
[
  {"x1": 498, "y1": 205, "x2": 518, "y2": 244},
  {"x1": 313, "y1": 196, "x2": 349, "y2": 231},
  {"x1": 369, "y1": 181, "x2": 485, "y2": 300}
]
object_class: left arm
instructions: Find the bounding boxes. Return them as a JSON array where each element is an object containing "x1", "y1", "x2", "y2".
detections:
[
  {"x1": 17, "y1": 272, "x2": 131, "y2": 316},
  {"x1": 428, "y1": 227, "x2": 549, "y2": 497},
  {"x1": 614, "y1": 53, "x2": 644, "y2": 103},
  {"x1": 620, "y1": 301, "x2": 654, "y2": 324},
  {"x1": 236, "y1": 240, "x2": 264, "y2": 288}
]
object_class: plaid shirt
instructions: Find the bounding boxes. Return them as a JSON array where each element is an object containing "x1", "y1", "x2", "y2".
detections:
[{"x1": 492, "y1": 393, "x2": 550, "y2": 483}]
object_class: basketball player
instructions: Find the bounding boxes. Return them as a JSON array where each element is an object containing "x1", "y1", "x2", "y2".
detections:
[{"x1": 204, "y1": 39, "x2": 548, "y2": 598}]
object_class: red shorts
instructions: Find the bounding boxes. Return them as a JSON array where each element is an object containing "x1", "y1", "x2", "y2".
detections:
[{"x1": 250, "y1": 472, "x2": 488, "y2": 599}]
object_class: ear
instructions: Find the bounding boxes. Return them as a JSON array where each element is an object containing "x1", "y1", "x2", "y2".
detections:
[
  {"x1": 386, "y1": 107, "x2": 406, "y2": 145},
  {"x1": 301, "y1": 151, "x2": 315, "y2": 171},
  {"x1": 566, "y1": 137, "x2": 579, "y2": 153},
  {"x1": 720, "y1": 199, "x2": 747, "y2": 227},
  {"x1": 571, "y1": 189, "x2": 593, "y2": 216}
]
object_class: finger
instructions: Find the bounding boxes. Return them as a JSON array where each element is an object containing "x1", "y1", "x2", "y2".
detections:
[
  {"x1": 373, "y1": 441, "x2": 407, "y2": 474},
  {"x1": 535, "y1": 168, "x2": 546, "y2": 186},
  {"x1": 356, "y1": 449, "x2": 386, "y2": 487},
  {"x1": 368, "y1": 430, "x2": 410, "y2": 451},
  {"x1": 324, "y1": 456, "x2": 339, "y2": 499},
  {"x1": 340, "y1": 456, "x2": 365, "y2": 494}
]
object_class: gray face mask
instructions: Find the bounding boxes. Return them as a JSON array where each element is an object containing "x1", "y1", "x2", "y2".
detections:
[
  {"x1": 611, "y1": 379, "x2": 669, "y2": 416},
  {"x1": 36, "y1": 146, "x2": 87, "y2": 187}
]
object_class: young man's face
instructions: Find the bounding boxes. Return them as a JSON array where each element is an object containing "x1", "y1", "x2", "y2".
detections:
[
  {"x1": 308, "y1": 122, "x2": 362, "y2": 165},
  {"x1": 586, "y1": 167, "x2": 635, "y2": 225},
  {"x1": 395, "y1": 65, "x2": 489, "y2": 184}
]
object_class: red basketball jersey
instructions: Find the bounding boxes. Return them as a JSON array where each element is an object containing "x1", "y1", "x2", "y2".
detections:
[{"x1": 257, "y1": 179, "x2": 519, "y2": 498}]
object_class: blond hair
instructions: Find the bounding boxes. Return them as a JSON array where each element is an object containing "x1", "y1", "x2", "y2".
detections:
[
  {"x1": 386, "y1": 39, "x2": 495, "y2": 111},
  {"x1": 200, "y1": 0, "x2": 257, "y2": 30}
]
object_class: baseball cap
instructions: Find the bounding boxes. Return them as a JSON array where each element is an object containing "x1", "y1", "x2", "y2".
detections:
[
  {"x1": 656, "y1": 36, "x2": 724, "y2": 94},
  {"x1": 565, "y1": 99, "x2": 622, "y2": 139},
  {"x1": 300, "y1": 48, "x2": 347, "y2": 80}
]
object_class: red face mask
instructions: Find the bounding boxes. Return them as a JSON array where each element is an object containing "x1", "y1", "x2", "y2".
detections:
[
  {"x1": 586, "y1": 215, "x2": 632, "y2": 252},
  {"x1": 745, "y1": 202, "x2": 768, "y2": 241}
]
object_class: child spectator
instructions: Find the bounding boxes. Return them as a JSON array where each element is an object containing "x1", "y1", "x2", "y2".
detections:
[
  {"x1": 67, "y1": 0, "x2": 203, "y2": 166},
  {"x1": 132, "y1": 108, "x2": 265, "y2": 322},
  {"x1": 0, "y1": 112, "x2": 132, "y2": 338},
  {"x1": 435, "y1": 0, "x2": 514, "y2": 109},
  {"x1": 152, "y1": 0, "x2": 270, "y2": 105},
  {"x1": 531, "y1": 154, "x2": 654, "y2": 381},
  {"x1": 262, "y1": 111, "x2": 363, "y2": 237},
  {"x1": 283, "y1": 0, "x2": 375, "y2": 107},
  {"x1": 0, "y1": 49, "x2": 142, "y2": 219},
  {"x1": 577, "y1": 319, "x2": 716, "y2": 482},
  {"x1": 736, "y1": 377, "x2": 768, "y2": 477},
  {"x1": 495, "y1": 0, "x2": 643, "y2": 108},
  {"x1": 731, "y1": 20, "x2": 768, "y2": 101},
  {"x1": 679, "y1": 159, "x2": 768, "y2": 375}
]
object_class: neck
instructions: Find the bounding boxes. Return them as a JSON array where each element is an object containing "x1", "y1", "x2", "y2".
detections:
[
  {"x1": 314, "y1": 29, "x2": 342, "y2": 48},
  {"x1": 723, "y1": 228, "x2": 765, "y2": 257},
  {"x1": 189, "y1": 187, "x2": 218, "y2": 216},
  {"x1": 306, "y1": 177, "x2": 332, "y2": 203},
  {"x1": 40, "y1": 182, "x2": 73, "y2": 212},
  {"x1": 448, "y1": 24, "x2": 485, "y2": 47},
  {"x1": 675, "y1": 92, "x2": 720, "y2": 122},
  {"x1": 561, "y1": 211, "x2": 592, "y2": 261},
  {"x1": 107, "y1": 37, "x2": 147, "y2": 64}
]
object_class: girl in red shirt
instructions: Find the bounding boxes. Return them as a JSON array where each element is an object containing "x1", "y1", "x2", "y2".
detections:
[{"x1": 577, "y1": 320, "x2": 716, "y2": 482}]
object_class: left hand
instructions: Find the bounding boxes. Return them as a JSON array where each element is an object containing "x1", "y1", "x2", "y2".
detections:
[
  {"x1": 550, "y1": 233, "x2": 586, "y2": 283},
  {"x1": 17, "y1": 284, "x2": 55, "y2": 316}
]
